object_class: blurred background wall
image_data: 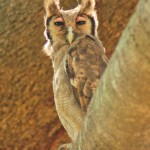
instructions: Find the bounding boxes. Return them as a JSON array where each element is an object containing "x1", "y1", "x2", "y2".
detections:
[{"x1": 0, "y1": 0, "x2": 138, "y2": 149}]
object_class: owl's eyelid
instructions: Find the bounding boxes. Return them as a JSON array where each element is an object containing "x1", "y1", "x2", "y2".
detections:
[
  {"x1": 54, "y1": 17, "x2": 64, "y2": 23},
  {"x1": 76, "y1": 16, "x2": 86, "y2": 22}
]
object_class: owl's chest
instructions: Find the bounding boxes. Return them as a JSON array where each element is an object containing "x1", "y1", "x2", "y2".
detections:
[
  {"x1": 52, "y1": 55, "x2": 68, "y2": 92},
  {"x1": 53, "y1": 66, "x2": 67, "y2": 94},
  {"x1": 52, "y1": 55, "x2": 75, "y2": 110},
  {"x1": 52, "y1": 57, "x2": 83, "y2": 140}
]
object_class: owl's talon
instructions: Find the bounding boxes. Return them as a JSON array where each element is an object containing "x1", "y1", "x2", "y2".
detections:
[{"x1": 58, "y1": 143, "x2": 72, "y2": 150}]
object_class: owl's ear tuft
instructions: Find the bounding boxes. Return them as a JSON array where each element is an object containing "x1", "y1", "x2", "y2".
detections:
[
  {"x1": 80, "y1": 0, "x2": 95, "y2": 16},
  {"x1": 44, "y1": 0, "x2": 61, "y2": 16}
]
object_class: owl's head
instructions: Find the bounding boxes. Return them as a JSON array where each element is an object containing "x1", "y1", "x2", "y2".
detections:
[{"x1": 44, "y1": 0, "x2": 98, "y2": 45}]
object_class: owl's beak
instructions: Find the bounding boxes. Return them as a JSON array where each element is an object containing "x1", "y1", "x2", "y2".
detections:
[{"x1": 67, "y1": 26, "x2": 74, "y2": 44}]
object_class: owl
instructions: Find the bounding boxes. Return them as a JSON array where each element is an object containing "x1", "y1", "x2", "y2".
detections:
[{"x1": 44, "y1": 0, "x2": 108, "y2": 149}]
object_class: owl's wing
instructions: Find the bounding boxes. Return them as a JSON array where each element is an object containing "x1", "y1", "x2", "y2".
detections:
[{"x1": 66, "y1": 34, "x2": 108, "y2": 113}]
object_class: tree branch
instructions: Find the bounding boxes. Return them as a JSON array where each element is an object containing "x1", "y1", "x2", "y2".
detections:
[{"x1": 72, "y1": 0, "x2": 150, "y2": 149}]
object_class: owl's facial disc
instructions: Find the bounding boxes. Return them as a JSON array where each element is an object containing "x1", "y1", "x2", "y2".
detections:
[{"x1": 66, "y1": 16, "x2": 87, "y2": 44}]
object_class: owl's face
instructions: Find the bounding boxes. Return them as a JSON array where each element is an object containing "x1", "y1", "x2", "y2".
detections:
[{"x1": 44, "y1": 0, "x2": 98, "y2": 45}]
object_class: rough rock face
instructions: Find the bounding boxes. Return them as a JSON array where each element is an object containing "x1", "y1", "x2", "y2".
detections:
[{"x1": 0, "y1": 0, "x2": 138, "y2": 149}]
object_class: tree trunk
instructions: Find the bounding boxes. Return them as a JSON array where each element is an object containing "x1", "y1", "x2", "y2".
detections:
[
  {"x1": 0, "y1": 0, "x2": 138, "y2": 149},
  {"x1": 72, "y1": 0, "x2": 150, "y2": 149}
]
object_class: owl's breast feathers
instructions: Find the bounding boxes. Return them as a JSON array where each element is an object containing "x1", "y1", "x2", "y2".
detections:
[{"x1": 65, "y1": 34, "x2": 108, "y2": 112}]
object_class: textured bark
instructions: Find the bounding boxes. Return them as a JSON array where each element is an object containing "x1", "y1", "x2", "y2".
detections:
[
  {"x1": 72, "y1": 0, "x2": 150, "y2": 149},
  {"x1": 0, "y1": 0, "x2": 138, "y2": 149}
]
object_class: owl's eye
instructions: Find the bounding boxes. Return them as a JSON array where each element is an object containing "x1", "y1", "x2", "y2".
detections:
[
  {"x1": 54, "y1": 22, "x2": 64, "y2": 26},
  {"x1": 76, "y1": 21, "x2": 86, "y2": 25},
  {"x1": 76, "y1": 16, "x2": 86, "y2": 25}
]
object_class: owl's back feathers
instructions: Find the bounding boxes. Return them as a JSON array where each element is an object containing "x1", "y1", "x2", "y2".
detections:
[{"x1": 66, "y1": 34, "x2": 108, "y2": 112}]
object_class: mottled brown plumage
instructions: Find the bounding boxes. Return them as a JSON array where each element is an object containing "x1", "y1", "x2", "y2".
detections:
[
  {"x1": 44, "y1": 0, "x2": 108, "y2": 149},
  {"x1": 66, "y1": 34, "x2": 107, "y2": 112}
]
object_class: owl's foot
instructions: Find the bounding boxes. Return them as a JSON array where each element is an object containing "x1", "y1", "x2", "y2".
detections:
[{"x1": 58, "y1": 143, "x2": 72, "y2": 150}]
